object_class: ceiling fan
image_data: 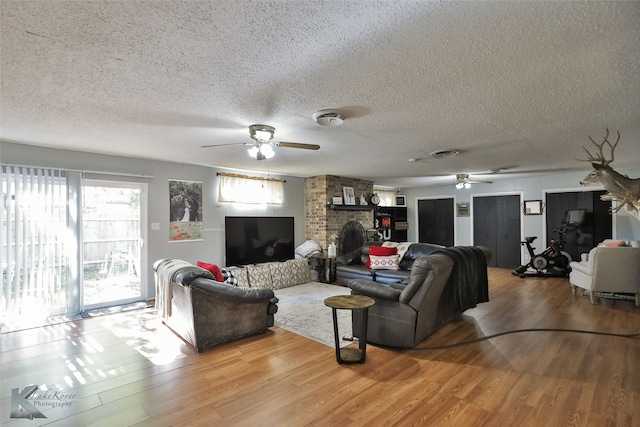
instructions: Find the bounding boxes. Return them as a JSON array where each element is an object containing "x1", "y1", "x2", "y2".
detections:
[
  {"x1": 454, "y1": 174, "x2": 493, "y2": 189},
  {"x1": 201, "y1": 124, "x2": 320, "y2": 160}
]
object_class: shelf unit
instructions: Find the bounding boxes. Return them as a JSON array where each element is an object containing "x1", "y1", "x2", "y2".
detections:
[{"x1": 375, "y1": 206, "x2": 408, "y2": 241}]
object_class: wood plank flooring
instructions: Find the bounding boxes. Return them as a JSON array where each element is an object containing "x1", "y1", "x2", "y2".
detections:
[{"x1": 1, "y1": 268, "x2": 639, "y2": 426}]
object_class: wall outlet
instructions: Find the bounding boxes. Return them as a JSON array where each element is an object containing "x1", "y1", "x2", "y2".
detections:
[{"x1": 151, "y1": 222, "x2": 160, "y2": 230}]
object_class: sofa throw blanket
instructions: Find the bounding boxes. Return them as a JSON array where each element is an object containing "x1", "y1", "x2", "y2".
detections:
[
  {"x1": 155, "y1": 259, "x2": 193, "y2": 320},
  {"x1": 435, "y1": 247, "x2": 489, "y2": 317}
]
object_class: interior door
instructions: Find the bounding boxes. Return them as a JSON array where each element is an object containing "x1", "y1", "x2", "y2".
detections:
[
  {"x1": 417, "y1": 198, "x2": 454, "y2": 246},
  {"x1": 473, "y1": 195, "x2": 521, "y2": 268},
  {"x1": 82, "y1": 180, "x2": 147, "y2": 309}
]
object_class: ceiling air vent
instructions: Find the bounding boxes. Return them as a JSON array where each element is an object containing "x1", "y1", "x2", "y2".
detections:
[{"x1": 429, "y1": 149, "x2": 460, "y2": 158}]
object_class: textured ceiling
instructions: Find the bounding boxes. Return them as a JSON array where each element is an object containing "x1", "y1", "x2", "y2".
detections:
[{"x1": 1, "y1": 1, "x2": 639, "y2": 187}]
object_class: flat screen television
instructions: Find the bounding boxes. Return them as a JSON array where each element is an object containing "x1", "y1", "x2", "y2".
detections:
[{"x1": 224, "y1": 216, "x2": 295, "y2": 266}]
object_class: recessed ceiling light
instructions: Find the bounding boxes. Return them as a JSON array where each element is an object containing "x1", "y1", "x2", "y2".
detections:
[
  {"x1": 429, "y1": 149, "x2": 460, "y2": 158},
  {"x1": 408, "y1": 158, "x2": 418, "y2": 163}
]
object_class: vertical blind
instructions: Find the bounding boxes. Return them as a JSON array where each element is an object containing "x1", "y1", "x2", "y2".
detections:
[{"x1": 1, "y1": 165, "x2": 82, "y2": 328}]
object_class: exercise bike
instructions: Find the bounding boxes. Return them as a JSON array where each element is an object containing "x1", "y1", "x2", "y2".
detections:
[{"x1": 512, "y1": 209, "x2": 585, "y2": 278}]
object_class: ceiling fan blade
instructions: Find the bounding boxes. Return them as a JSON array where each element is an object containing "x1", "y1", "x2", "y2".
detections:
[
  {"x1": 201, "y1": 142, "x2": 251, "y2": 148},
  {"x1": 467, "y1": 180, "x2": 493, "y2": 184},
  {"x1": 277, "y1": 141, "x2": 320, "y2": 150}
]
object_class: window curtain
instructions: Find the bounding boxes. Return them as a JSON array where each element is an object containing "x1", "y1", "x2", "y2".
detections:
[
  {"x1": 1, "y1": 165, "x2": 82, "y2": 330},
  {"x1": 376, "y1": 189, "x2": 398, "y2": 207},
  {"x1": 218, "y1": 173, "x2": 284, "y2": 204}
]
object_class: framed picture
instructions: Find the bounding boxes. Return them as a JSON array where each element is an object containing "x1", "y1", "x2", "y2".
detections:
[
  {"x1": 524, "y1": 200, "x2": 543, "y2": 215},
  {"x1": 169, "y1": 179, "x2": 203, "y2": 242},
  {"x1": 332, "y1": 196, "x2": 343, "y2": 205},
  {"x1": 343, "y1": 187, "x2": 356, "y2": 205},
  {"x1": 395, "y1": 195, "x2": 406, "y2": 207},
  {"x1": 456, "y1": 202, "x2": 470, "y2": 217}
]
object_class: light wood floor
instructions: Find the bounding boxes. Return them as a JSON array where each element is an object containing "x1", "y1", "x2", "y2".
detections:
[{"x1": 1, "y1": 269, "x2": 639, "y2": 426}]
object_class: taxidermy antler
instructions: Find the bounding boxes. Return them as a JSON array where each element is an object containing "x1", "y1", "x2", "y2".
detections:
[{"x1": 578, "y1": 128, "x2": 640, "y2": 220}]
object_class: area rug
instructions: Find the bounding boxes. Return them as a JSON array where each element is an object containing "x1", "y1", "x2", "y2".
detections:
[{"x1": 273, "y1": 282, "x2": 353, "y2": 348}]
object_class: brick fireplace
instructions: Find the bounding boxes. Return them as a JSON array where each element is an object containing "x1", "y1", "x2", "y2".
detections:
[{"x1": 304, "y1": 175, "x2": 374, "y2": 255}]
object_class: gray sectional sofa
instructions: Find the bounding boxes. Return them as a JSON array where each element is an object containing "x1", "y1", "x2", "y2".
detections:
[
  {"x1": 346, "y1": 245, "x2": 492, "y2": 348},
  {"x1": 335, "y1": 242, "x2": 447, "y2": 285}
]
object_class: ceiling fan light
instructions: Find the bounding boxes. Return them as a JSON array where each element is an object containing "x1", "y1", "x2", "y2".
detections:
[
  {"x1": 247, "y1": 146, "x2": 259, "y2": 158},
  {"x1": 455, "y1": 182, "x2": 464, "y2": 189},
  {"x1": 259, "y1": 143, "x2": 274, "y2": 157},
  {"x1": 464, "y1": 182, "x2": 471, "y2": 189}
]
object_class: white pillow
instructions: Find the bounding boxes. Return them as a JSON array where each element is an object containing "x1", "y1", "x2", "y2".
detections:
[
  {"x1": 369, "y1": 254, "x2": 400, "y2": 270},
  {"x1": 382, "y1": 241, "x2": 413, "y2": 262},
  {"x1": 295, "y1": 240, "x2": 322, "y2": 258}
]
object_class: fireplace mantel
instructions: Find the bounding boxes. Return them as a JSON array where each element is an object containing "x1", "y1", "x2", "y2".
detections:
[{"x1": 327, "y1": 203, "x2": 376, "y2": 211}]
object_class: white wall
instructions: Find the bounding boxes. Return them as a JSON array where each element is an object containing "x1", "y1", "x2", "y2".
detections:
[
  {"x1": 1, "y1": 141, "x2": 306, "y2": 298},
  {"x1": 401, "y1": 168, "x2": 640, "y2": 249},
  {"x1": 4, "y1": 140, "x2": 639, "y2": 292}
]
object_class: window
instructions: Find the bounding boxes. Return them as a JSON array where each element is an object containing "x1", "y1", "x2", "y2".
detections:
[
  {"x1": 375, "y1": 189, "x2": 398, "y2": 207},
  {"x1": 218, "y1": 172, "x2": 284, "y2": 204}
]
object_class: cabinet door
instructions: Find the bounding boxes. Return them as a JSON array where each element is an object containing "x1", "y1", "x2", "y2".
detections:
[
  {"x1": 417, "y1": 198, "x2": 454, "y2": 246},
  {"x1": 473, "y1": 195, "x2": 521, "y2": 268}
]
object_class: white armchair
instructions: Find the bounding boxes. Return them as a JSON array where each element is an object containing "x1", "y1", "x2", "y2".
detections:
[{"x1": 569, "y1": 246, "x2": 640, "y2": 306}]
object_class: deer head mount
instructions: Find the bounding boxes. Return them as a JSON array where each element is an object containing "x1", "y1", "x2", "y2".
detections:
[{"x1": 578, "y1": 128, "x2": 640, "y2": 221}]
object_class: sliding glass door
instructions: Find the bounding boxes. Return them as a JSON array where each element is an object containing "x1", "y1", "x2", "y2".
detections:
[
  {"x1": 82, "y1": 180, "x2": 147, "y2": 309},
  {"x1": 2, "y1": 166, "x2": 147, "y2": 332}
]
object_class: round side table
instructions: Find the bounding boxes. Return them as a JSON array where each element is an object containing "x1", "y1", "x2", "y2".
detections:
[{"x1": 324, "y1": 294, "x2": 375, "y2": 364}]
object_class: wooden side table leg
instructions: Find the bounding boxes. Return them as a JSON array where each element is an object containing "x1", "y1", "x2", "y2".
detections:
[
  {"x1": 359, "y1": 308, "x2": 369, "y2": 363},
  {"x1": 331, "y1": 308, "x2": 342, "y2": 363}
]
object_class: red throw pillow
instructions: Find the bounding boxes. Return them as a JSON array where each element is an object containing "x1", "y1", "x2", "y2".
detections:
[
  {"x1": 365, "y1": 246, "x2": 398, "y2": 268},
  {"x1": 197, "y1": 261, "x2": 224, "y2": 282}
]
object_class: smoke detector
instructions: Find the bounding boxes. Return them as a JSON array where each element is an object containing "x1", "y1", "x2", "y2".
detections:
[{"x1": 313, "y1": 109, "x2": 344, "y2": 126}]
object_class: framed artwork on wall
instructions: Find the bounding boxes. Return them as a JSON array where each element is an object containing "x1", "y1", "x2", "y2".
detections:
[
  {"x1": 343, "y1": 187, "x2": 356, "y2": 205},
  {"x1": 169, "y1": 179, "x2": 203, "y2": 241},
  {"x1": 456, "y1": 202, "x2": 470, "y2": 217},
  {"x1": 524, "y1": 200, "x2": 543, "y2": 215},
  {"x1": 395, "y1": 195, "x2": 406, "y2": 207}
]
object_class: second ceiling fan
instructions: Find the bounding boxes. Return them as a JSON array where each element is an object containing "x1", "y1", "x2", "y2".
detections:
[
  {"x1": 202, "y1": 124, "x2": 320, "y2": 160},
  {"x1": 454, "y1": 174, "x2": 493, "y2": 189}
]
